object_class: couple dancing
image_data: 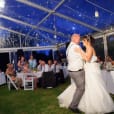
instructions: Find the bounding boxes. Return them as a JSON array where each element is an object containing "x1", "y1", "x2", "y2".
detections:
[{"x1": 58, "y1": 34, "x2": 114, "y2": 114}]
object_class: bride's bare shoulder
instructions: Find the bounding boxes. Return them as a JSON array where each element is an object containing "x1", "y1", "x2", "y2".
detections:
[{"x1": 92, "y1": 47, "x2": 96, "y2": 56}]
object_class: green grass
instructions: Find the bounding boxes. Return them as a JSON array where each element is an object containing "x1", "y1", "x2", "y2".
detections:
[
  {"x1": 0, "y1": 80, "x2": 76, "y2": 114},
  {"x1": 0, "y1": 81, "x2": 114, "y2": 114}
]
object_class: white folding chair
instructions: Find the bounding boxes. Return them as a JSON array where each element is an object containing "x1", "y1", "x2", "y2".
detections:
[
  {"x1": 6, "y1": 74, "x2": 18, "y2": 91},
  {"x1": 23, "y1": 73, "x2": 34, "y2": 90}
]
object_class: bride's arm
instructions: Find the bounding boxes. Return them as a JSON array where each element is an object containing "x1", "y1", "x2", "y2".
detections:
[{"x1": 75, "y1": 47, "x2": 93, "y2": 62}]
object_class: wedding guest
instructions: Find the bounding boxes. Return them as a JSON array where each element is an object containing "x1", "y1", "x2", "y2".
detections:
[
  {"x1": 40, "y1": 60, "x2": 49, "y2": 72},
  {"x1": 17, "y1": 56, "x2": 26, "y2": 72},
  {"x1": 106, "y1": 56, "x2": 113, "y2": 62},
  {"x1": 6, "y1": 63, "x2": 22, "y2": 89},
  {"x1": 22, "y1": 62, "x2": 31, "y2": 73},
  {"x1": 104, "y1": 55, "x2": 113, "y2": 70},
  {"x1": 47, "y1": 60, "x2": 53, "y2": 71},
  {"x1": 52, "y1": 60, "x2": 62, "y2": 85},
  {"x1": 28, "y1": 55, "x2": 37, "y2": 70},
  {"x1": 112, "y1": 60, "x2": 114, "y2": 65},
  {"x1": 97, "y1": 56, "x2": 104, "y2": 69},
  {"x1": 37, "y1": 59, "x2": 42, "y2": 71},
  {"x1": 52, "y1": 60, "x2": 61, "y2": 74}
]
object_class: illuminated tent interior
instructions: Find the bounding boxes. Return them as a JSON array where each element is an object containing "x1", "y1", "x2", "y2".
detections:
[
  {"x1": 0, "y1": 0, "x2": 114, "y2": 65},
  {"x1": 1, "y1": 2, "x2": 114, "y2": 114}
]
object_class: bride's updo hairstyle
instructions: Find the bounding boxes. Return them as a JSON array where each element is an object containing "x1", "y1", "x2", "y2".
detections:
[{"x1": 81, "y1": 35, "x2": 95, "y2": 46}]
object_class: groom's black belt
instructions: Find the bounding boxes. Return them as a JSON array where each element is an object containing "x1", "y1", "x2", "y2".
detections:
[{"x1": 69, "y1": 69, "x2": 83, "y2": 72}]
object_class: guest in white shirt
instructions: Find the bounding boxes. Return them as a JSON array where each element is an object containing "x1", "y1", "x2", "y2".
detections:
[
  {"x1": 37, "y1": 60, "x2": 48, "y2": 87},
  {"x1": 52, "y1": 60, "x2": 61, "y2": 73},
  {"x1": 52, "y1": 60, "x2": 62, "y2": 85},
  {"x1": 48, "y1": 60, "x2": 53, "y2": 71},
  {"x1": 37, "y1": 59, "x2": 42, "y2": 71},
  {"x1": 104, "y1": 56, "x2": 113, "y2": 70},
  {"x1": 40, "y1": 60, "x2": 49, "y2": 72}
]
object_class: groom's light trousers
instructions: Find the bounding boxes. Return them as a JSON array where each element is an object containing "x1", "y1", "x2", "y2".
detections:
[{"x1": 69, "y1": 70, "x2": 85, "y2": 109}]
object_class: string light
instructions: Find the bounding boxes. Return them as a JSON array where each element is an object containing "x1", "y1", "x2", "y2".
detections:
[
  {"x1": 0, "y1": 0, "x2": 5, "y2": 8},
  {"x1": 53, "y1": 15, "x2": 57, "y2": 39},
  {"x1": 54, "y1": 34, "x2": 57, "y2": 38},
  {"x1": 95, "y1": 10, "x2": 99, "y2": 18}
]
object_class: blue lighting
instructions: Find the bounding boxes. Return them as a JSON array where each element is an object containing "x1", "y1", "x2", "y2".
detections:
[{"x1": 0, "y1": 0, "x2": 114, "y2": 48}]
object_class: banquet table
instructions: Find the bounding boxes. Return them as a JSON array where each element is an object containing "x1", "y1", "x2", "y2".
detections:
[
  {"x1": 17, "y1": 71, "x2": 42, "y2": 85},
  {"x1": 61, "y1": 66, "x2": 69, "y2": 79},
  {"x1": 109, "y1": 71, "x2": 114, "y2": 94},
  {"x1": 99, "y1": 70, "x2": 114, "y2": 94},
  {"x1": 0, "y1": 72, "x2": 6, "y2": 85}
]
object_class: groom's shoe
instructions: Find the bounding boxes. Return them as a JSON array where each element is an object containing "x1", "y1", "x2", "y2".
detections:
[{"x1": 69, "y1": 107, "x2": 81, "y2": 113}]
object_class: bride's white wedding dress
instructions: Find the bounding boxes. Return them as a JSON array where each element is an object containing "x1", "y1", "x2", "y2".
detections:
[{"x1": 57, "y1": 55, "x2": 114, "y2": 114}]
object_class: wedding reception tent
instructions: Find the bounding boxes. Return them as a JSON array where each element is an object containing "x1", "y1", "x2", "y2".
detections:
[
  {"x1": 0, "y1": 0, "x2": 114, "y2": 88},
  {"x1": 0, "y1": 0, "x2": 114, "y2": 56},
  {"x1": 0, "y1": 1, "x2": 114, "y2": 114}
]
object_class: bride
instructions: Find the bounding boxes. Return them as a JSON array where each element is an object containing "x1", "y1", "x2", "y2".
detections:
[{"x1": 57, "y1": 35, "x2": 114, "y2": 114}]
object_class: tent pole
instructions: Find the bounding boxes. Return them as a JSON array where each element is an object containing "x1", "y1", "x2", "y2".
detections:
[
  {"x1": 103, "y1": 34, "x2": 108, "y2": 61},
  {"x1": 52, "y1": 49, "x2": 55, "y2": 60},
  {"x1": 19, "y1": 35, "x2": 21, "y2": 47},
  {"x1": 9, "y1": 52, "x2": 11, "y2": 63}
]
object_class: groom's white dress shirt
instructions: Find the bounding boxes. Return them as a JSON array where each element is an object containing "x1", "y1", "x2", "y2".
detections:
[{"x1": 66, "y1": 42, "x2": 84, "y2": 71}]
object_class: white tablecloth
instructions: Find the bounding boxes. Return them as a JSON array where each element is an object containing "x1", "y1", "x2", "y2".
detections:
[
  {"x1": 17, "y1": 72, "x2": 42, "y2": 78},
  {"x1": 109, "y1": 71, "x2": 114, "y2": 94},
  {"x1": 99, "y1": 70, "x2": 114, "y2": 94},
  {"x1": 17, "y1": 71, "x2": 42, "y2": 85},
  {"x1": 0, "y1": 72, "x2": 6, "y2": 85},
  {"x1": 61, "y1": 66, "x2": 69, "y2": 79}
]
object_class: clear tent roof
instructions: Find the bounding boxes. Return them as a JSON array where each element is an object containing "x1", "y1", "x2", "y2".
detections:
[{"x1": 0, "y1": 0, "x2": 114, "y2": 47}]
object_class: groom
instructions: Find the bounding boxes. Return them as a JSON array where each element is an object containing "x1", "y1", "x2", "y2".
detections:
[{"x1": 66, "y1": 34, "x2": 85, "y2": 112}]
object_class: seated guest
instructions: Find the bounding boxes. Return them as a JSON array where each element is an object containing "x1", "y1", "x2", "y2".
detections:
[
  {"x1": 6, "y1": 63, "x2": 22, "y2": 89},
  {"x1": 106, "y1": 56, "x2": 113, "y2": 61},
  {"x1": 28, "y1": 55, "x2": 37, "y2": 70},
  {"x1": 37, "y1": 59, "x2": 42, "y2": 71},
  {"x1": 104, "y1": 55, "x2": 113, "y2": 70},
  {"x1": 109, "y1": 57, "x2": 114, "y2": 66},
  {"x1": 39, "y1": 60, "x2": 56, "y2": 88},
  {"x1": 52, "y1": 60, "x2": 62, "y2": 85},
  {"x1": 52, "y1": 60, "x2": 61, "y2": 74},
  {"x1": 48, "y1": 60, "x2": 53, "y2": 71},
  {"x1": 17, "y1": 56, "x2": 26, "y2": 72},
  {"x1": 112, "y1": 61, "x2": 114, "y2": 65},
  {"x1": 97, "y1": 56, "x2": 104, "y2": 69},
  {"x1": 38, "y1": 60, "x2": 48, "y2": 72},
  {"x1": 22, "y1": 62, "x2": 31, "y2": 73},
  {"x1": 37, "y1": 60, "x2": 49, "y2": 87}
]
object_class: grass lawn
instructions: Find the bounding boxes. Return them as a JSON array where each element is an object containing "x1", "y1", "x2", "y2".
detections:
[
  {"x1": 0, "y1": 80, "x2": 114, "y2": 114},
  {"x1": 0, "y1": 80, "x2": 75, "y2": 114}
]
